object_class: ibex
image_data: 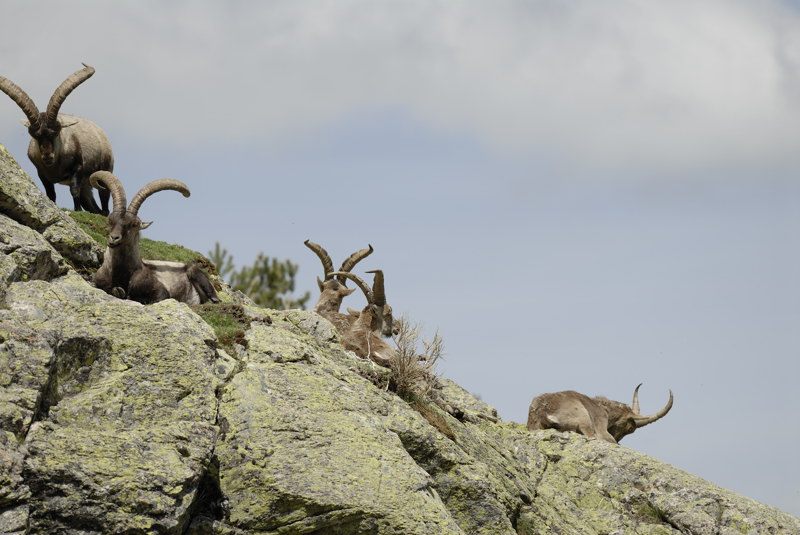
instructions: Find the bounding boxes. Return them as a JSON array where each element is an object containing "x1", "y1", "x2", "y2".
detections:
[
  {"x1": 304, "y1": 240, "x2": 398, "y2": 337},
  {"x1": 304, "y1": 240, "x2": 372, "y2": 313},
  {"x1": 329, "y1": 270, "x2": 396, "y2": 367},
  {"x1": 0, "y1": 63, "x2": 113, "y2": 213},
  {"x1": 527, "y1": 384, "x2": 673, "y2": 444},
  {"x1": 303, "y1": 240, "x2": 373, "y2": 332},
  {"x1": 91, "y1": 171, "x2": 220, "y2": 305}
]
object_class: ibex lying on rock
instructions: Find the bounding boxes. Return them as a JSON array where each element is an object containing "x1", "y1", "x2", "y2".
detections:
[
  {"x1": 329, "y1": 270, "x2": 397, "y2": 367},
  {"x1": 0, "y1": 63, "x2": 113, "y2": 213},
  {"x1": 527, "y1": 384, "x2": 673, "y2": 444},
  {"x1": 304, "y1": 240, "x2": 398, "y2": 337},
  {"x1": 91, "y1": 171, "x2": 220, "y2": 305}
]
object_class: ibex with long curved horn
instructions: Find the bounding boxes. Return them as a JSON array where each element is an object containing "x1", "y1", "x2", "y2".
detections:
[
  {"x1": 329, "y1": 270, "x2": 396, "y2": 367},
  {"x1": 304, "y1": 240, "x2": 398, "y2": 337},
  {"x1": 527, "y1": 384, "x2": 673, "y2": 444},
  {"x1": 0, "y1": 63, "x2": 114, "y2": 213},
  {"x1": 91, "y1": 171, "x2": 220, "y2": 305},
  {"x1": 304, "y1": 240, "x2": 373, "y2": 313}
]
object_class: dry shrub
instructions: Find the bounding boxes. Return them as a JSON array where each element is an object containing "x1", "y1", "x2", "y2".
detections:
[
  {"x1": 390, "y1": 315, "x2": 444, "y2": 399},
  {"x1": 390, "y1": 316, "x2": 456, "y2": 440}
]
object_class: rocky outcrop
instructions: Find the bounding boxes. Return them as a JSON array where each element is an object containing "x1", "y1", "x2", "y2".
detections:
[
  {"x1": 1, "y1": 144, "x2": 798, "y2": 534},
  {"x1": 0, "y1": 145, "x2": 103, "y2": 272}
]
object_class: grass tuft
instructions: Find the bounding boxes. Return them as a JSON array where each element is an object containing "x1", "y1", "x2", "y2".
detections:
[{"x1": 191, "y1": 304, "x2": 250, "y2": 353}]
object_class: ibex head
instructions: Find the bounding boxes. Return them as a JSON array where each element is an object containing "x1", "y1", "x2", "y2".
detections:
[
  {"x1": 0, "y1": 63, "x2": 94, "y2": 167},
  {"x1": 304, "y1": 240, "x2": 373, "y2": 314},
  {"x1": 329, "y1": 270, "x2": 387, "y2": 333},
  {"x1": 602, "y1": 384, "x2": 674, "y2": 442},
  {"x1": 90, "y1": 171, "x2": 190, "y2": 249}
]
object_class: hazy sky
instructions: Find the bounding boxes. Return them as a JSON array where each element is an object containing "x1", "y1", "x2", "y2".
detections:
[{"x1": 1, "y1": 1, "x2": 798, "y2": 516}]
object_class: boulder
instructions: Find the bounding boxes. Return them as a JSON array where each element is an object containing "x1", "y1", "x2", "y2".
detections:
[{"x1": 0, "y1": 144, "x2": 102, "y2": 271}]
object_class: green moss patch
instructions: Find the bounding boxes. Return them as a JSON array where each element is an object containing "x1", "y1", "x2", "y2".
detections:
[{"x1": 191, "y1": 304, "x2": 250, "y2": 353}]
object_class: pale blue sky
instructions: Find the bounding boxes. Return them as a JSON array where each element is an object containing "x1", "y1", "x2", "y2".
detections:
[{"x1": 2, "y1": 1, "x2": 799, "y2": 516}]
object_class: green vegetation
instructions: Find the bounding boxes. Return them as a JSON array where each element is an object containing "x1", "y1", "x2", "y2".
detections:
[
  {"x1": 67, "y1": 210, "x2": 108, "y2": 246},
  {"x1": 68, "y1": 211, "x2": 208, "y2": 265},
  {"x1": 191, "y1": 303, "x2": 251, "y2": 353},
  {"x1": 208, "y1": 242, "x2": 309, "y2": 310}
]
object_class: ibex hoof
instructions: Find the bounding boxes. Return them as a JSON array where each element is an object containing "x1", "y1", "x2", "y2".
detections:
[{"x1": 111, "y1": 287, "x2": 127, "y2": 299}]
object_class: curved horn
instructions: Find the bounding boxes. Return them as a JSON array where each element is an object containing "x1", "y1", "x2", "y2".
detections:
[
  {"x1": 633, "y1": 388, "x2": 674, "y2": 428},
  {"x1": 0, "y1": 75, "x2": 41, "y2": 129},
  {"x1": 329, "y1": 271, "x2": 373, "y2": 304},
  {"x1": 338, "y1": 244, "x2": 373, "y2": 283},
  {"x1": 304, "y1": 240, "x2": 334, "y2": 280},
  {"x1": 365, "y1": 269, "x2": 385, "y2": 307},
  {"x1": 632, "y1": 383, "x2": 643, "y2": 414},
  {"x1": 45, "y1": 63, "x2": 95, "y2": 124},
  {"x1": 90, "y1": 171, "x2": 127, "y2": 214},
  {"x1": 128, "y1": 179, "x2": 190, "y2": 216}
]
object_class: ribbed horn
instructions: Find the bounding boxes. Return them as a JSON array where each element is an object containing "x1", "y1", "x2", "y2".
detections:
[
  {"x1": 329, "y1": 271, "x2": 373, "y2": 304},
  {"x1": 365, "y1": 269, "x2": 385, "y2": 307},
  {"x1": 45, "y1": 63, "x2": 95, "y2": 124},
  {"x1": 633, "y1": 388, "x2": 674, "y2": 428},
  {"x1": 338, "y1": 244, "x2": 374, "y2": 284},
  {"x1": 304, "y1": 240, "x2": 334, "y2": 280},
  {"x1": 0, "y1": 75, "x2": 41, "y2": 129},
  {"x1": 128, "y1": 179, "x2": 190, "y2": 216},
  {"x1": 90, "y1": 171, "x2": 126, "y2": 214}
]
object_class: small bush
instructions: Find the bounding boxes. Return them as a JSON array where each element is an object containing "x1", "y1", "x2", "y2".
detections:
[
  {"x1": 389, "y1": 316, "x2": 456, "y2": 440},
  {"x1": 390, "y1": 315, "x2": 444, "y2": 400}
]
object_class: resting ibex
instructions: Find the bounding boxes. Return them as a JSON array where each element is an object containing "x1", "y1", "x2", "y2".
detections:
[
  {"x1": 329, "y1": 270, "x2": 396, "y2": 367},
  {"x1": 304, "y1": 240, "x2": 373, "y2": 332},
  {"x1": 304, "y1": 240, "x2": 372, "y2": 313},
  {"x1": 91, "y1": 171, "x2": 220, "y2": 305},
  {"x1": 304, "y1": 240, "x2": 398, "y2": 337},
  {"x1": 527, "y1": 384, "x2": 673, "y2": 444},
  {"x1": 0, "y1": 63, "x2": 113, "y2": 213}
]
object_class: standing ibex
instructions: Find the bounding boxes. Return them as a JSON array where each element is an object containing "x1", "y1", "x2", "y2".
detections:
[
  {"x1": 527, "y1": 384, "x2": 673, "y2": 444},
  {"x1": 329, "y1": 270, "x2": 396, "y2": 367},
  {"x1": 91, "y1": 171, "x2": 220, "y2": 305},
  {"x1": 0, "y1": 63, "x2": 113, "y2": 213}
]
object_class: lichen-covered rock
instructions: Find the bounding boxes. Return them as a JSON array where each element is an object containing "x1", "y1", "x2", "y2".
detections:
[
  {"x1": 1, "y1": 144, "x2": 798, "y2": 535},
  {"x1": 1, "y1": 275, "x2": 219, "y2": 534},
  {"x1": 212, "y1": 322, "x2": 463, "y2": 534},
  {"x1": 0, "y1": 144, "x2": 102, "y2": 269},
  {"x1": 0, "y1": 213, "x2": 68, "y2": 304},
  {"x1": 516, "y1": 430, "x2": 800, "y2": 535}
]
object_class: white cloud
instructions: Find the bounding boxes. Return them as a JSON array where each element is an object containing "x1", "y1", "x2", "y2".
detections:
[{"x1": 1, "y1": 0, "x2": 800, "y2": 175}]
